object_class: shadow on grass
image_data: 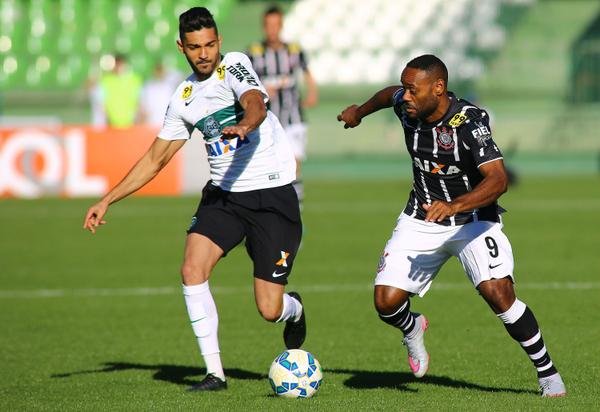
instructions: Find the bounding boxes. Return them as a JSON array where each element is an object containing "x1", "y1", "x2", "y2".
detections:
[
  {"x1": 52, "y1": 362, "x2": 266, "y2": 387},
  {"x1": 326, "y1": 368, "x2": 538, "y2": 395}
]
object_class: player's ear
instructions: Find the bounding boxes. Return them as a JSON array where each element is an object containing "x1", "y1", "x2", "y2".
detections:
[
  {"x1": 218, "y1": 35, "x2": 223, "y2": 49},
  {"x1": 434, "y1": 79, "x2": 445, "y2": 96},
  {"x1": 176, "y1": 39, "x2": 184, "y2": 53}
]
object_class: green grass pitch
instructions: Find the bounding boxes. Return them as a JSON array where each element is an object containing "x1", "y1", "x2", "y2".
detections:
[{"x1": 1, "y1": 176, "x2": 599, "y2": 410}]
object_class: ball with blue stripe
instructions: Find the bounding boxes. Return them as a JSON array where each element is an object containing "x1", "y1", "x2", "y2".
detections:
[{"x1": 268, "y1": 349, "x2": 323, "y2": 398}]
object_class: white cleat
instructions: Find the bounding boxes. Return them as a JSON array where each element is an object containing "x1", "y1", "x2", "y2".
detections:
[
  {"x1": 402, "y1": 314, "x2": 430, "y2": 378},
  {"x1": 539, "y1": 372, "x2": 566, "y2": 398}
]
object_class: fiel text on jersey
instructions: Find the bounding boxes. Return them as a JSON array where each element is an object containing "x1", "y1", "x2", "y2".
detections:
[{"x1": 471, "y1": 121, "x2": 492, "y2": 146}]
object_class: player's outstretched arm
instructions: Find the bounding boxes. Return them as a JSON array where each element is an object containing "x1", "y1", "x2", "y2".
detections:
[
  {"x1": 302, "y1": 70, "x2": 319, "y2": 109},
  {"x1": 423, "y1": 159, "x2": 508, "y2": 222},
  {"x1": 337, "y1": 86, "x2": 401, "y2": 129},
  {"x1": 221, "y1": 89, "x2": 266, "y2": 140},
  {"x1": 82, "y1": 137, "x2": 186, "y2": 233}
]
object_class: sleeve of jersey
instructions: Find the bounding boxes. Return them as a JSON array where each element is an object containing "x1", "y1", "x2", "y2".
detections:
[
  {"x1": 226, "y1": 54, "x2": 269, "y2": 103},
  {"x1": 391, "y1": 87, "x2": 405, "y2": 109},
  {"x1": 461, "y1": 115, "x2": 503, "y2": 167},
  {"x1": 157, "y1": 98, "x2": 193, "y2": 141}
]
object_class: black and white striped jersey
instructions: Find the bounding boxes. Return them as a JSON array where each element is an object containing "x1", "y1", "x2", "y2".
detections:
[
  {"x1": 247, "y1": 42, "x2": 308, "y2": 127},
  {"x1": 392, "y1": 89, "x2": 504, "y2": 226}
]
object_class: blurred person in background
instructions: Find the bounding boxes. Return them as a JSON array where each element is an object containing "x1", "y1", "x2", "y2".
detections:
[
  {"x1": 138, "y1": 62, "x2": 183, "y2": 127},
  {"x1": 83, "y1": 7, "x2": 306, "y2": 392},
  {"x1": 91, "y1": 54, "x2": 143, "y2": 128},
  {"x1": 337, "y1": 54, "x2": 566, "y2": 398},
  {"x1": 247, "y1": 5, "x2": 318, "y2": 209}
]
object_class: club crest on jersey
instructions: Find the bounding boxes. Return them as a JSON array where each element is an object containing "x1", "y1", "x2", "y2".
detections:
[
  {"x1": 449, "y1": 113, "x2": 467, "y2": 127},
  {"x1": 203, "y1": 116, "x2": 221, "y2": 139},
  {"x1": 182, "y1": 85, "x2": 192, "y2": 99},
  {"x1": 435, "y1": 126, "x2": 455, "y2": 150}
]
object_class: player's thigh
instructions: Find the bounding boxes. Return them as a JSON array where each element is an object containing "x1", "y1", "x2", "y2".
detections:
[
  {"x1": 245, "y1": 208, "x2": 302, "y2": 286},
  {"x1": 187, "y1": 202, "x2": 246, "y2": 258},
  {"x1": 454, "y1": 221, "x2": 515, "y2": 288},
  {"x1": 181, "y1": 233, "x2": 225, "y2": 284},
  {"x1": 375, "y1": 214, "x2": 452, "y2": 297}
]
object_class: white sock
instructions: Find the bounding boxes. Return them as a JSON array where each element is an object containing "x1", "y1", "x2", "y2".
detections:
[
  {"x1": 277, "y1": 293, "x2": 303, "y2": 323},
  {"x1": 182, "y1": 282, "x2": 225, "y2": 381}
]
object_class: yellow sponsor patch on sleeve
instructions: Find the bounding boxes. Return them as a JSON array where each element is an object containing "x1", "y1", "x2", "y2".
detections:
[
  {"x1": 449, "y1": 113, "x2": 468, "y2": 127},
  {"x1": 182, "y1": 85, "x2": 192, "y2": 99},
  {"x1": 249, "y1": 43, "x2": 264, "y2": 55},
  {"x1": 288, "y1": 43, "x2": 301, "y2": 54},
  {"x1": 216, "y1": 64, "x2": 226, "y2": 81}
]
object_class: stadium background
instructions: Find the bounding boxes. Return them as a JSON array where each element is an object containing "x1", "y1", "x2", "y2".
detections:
[
  {"x1": 2, "y1": 0, "x2": 600, "y2": 196},
  {"x1": 1, "y1": 0, "x2": 600, "y2": 410}
]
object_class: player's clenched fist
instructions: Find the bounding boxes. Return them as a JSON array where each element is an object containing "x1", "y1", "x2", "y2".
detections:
[
  {"x1": 337, "y1": 105, "x2": 362, "y2": 129},
  {"x1": 83, "y1": 201, "x2": 109, "y2": 234}
]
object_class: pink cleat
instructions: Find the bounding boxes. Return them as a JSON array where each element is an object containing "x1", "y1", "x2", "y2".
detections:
[{"x1": 403, "y1": 314, "x2": 429, "y2": 378}]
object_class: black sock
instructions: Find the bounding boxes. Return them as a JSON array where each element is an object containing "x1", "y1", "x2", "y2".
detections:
[
  {"x1": 378, "y1": 300, "x2": 416, "y2": 335},
  {"x1": 498, "y1": 299, "x2": 558, "y2": 378}
]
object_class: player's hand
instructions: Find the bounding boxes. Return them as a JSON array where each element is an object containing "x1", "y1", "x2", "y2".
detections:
[
  {"x1": 337, "y1": 105, "x2": 362, "y2": 129},
  {"x1": 221, "y1": 125, "x2": 250, "y2": 140},
  {"x1": 83, "y1": 201, "x2": 109, "y2": 234},
  {"x1": 423, "y1": 201, "x2": 457, "y2": 223},
  {"x1": 302, "y1": 92, "x2": 318, "y2": 109},
  {"x1": 265, "y1": 86, "x2": 278, "y2": 99}
]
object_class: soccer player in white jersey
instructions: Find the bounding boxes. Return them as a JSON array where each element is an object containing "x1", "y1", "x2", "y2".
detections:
[
  {"x1": 337, "y1": 54, "x2": 566, "y2": 398},
  {"x1": 83, "y1": 7, "x2": 306, "y2": 392}
]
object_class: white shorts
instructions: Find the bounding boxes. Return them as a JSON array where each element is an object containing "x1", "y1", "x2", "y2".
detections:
[
  {"x1": 284, "y1": 123, "x2": 308, "y2": 161},
  {"x1": 375, "y1": 213, "x2": 514, "y2": 296}
]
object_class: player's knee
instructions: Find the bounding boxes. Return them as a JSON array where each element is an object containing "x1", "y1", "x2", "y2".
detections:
[
  {"x1": 257, "y1": 301, "x2": 283, "y2": 322},
  {"x1": 180, "y1": 262, "x2": 210, "y2": 285},
  {"x1": 374, "y1": 286, "x2": 409, "y2": 315},
  {"x1": 478, "y1": 278, "x2": 515, "y2": 313}
]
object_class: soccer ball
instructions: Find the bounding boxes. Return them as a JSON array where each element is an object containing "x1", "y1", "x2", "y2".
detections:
[{"x1": 268, "y1": 349, "x2": 323, "y2": 398}]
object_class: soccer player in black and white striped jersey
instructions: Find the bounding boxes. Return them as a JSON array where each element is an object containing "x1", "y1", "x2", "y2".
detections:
[
  {"x1": 247, "y1": 5, "x2": 319, "y2": 208},
  {"x1": 337, "y1": 54, "x2": 566, "y2": 398}
]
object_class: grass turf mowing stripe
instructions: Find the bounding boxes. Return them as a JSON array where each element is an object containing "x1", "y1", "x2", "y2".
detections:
[{"x1": 1, "y1": 281, "x2": 599, "y2": 299}]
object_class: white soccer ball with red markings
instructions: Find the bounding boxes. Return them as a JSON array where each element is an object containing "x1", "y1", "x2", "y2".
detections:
[{"x1": 268, "y1": 349, "x2": 323, "y2": 398}]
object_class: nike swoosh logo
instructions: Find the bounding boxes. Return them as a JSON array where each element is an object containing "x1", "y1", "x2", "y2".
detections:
[
  {"x1": 185, "y1": 98, "x2": 195, "y2": 106},
  {"x1": 408, "y1": 357, "x2": 420, "y2": 373},
  {"x1": 489, "y1": 263, "x2": 503, "y2": 269},
  {"x1": 272, "y1": 271, "x2": 287, "y2": 278}
]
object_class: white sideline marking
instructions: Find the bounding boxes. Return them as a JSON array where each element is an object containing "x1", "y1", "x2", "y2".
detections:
[{"x1": 0, "y1": 281, "x2": 599, "y2": 299}]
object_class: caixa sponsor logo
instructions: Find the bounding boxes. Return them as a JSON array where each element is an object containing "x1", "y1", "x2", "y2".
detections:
[
  {"x1": 205, "y1": 136, "x2": 251, "y2": 157},
  {"x1": 413, "y1": 157, "x2": 461, "y2": 175}
]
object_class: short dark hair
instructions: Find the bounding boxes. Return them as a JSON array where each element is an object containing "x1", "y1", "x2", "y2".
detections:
[
  {"x1": 179, "y1": 7, "x2": 218, "y2": 41},
  {"x1": 406, "y1": 54, "x2": 448, "y2": 86},
  {"x1": 264, "y1": 5, "x2": 283, "y2": 18}
]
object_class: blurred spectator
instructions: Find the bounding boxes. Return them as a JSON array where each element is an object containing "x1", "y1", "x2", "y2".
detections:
[
  {"x1": 247, "y1": 5, "x2": 319, "y2": 207},
  {"x1": 92, "y1": 54, "x2": 143, "y2": 128},
  {"x1": 138, "y1": 62, "x2": 183, "y2": 127}
]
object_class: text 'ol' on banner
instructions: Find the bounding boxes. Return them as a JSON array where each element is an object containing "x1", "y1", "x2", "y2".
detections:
[{"x1": 0, "y1": 126, "x2": 181, "y2": 198}]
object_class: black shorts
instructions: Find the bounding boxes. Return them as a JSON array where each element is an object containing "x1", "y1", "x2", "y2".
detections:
[{"x1": 187, "y1": 182, "x2": 302, "y2": 285}]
